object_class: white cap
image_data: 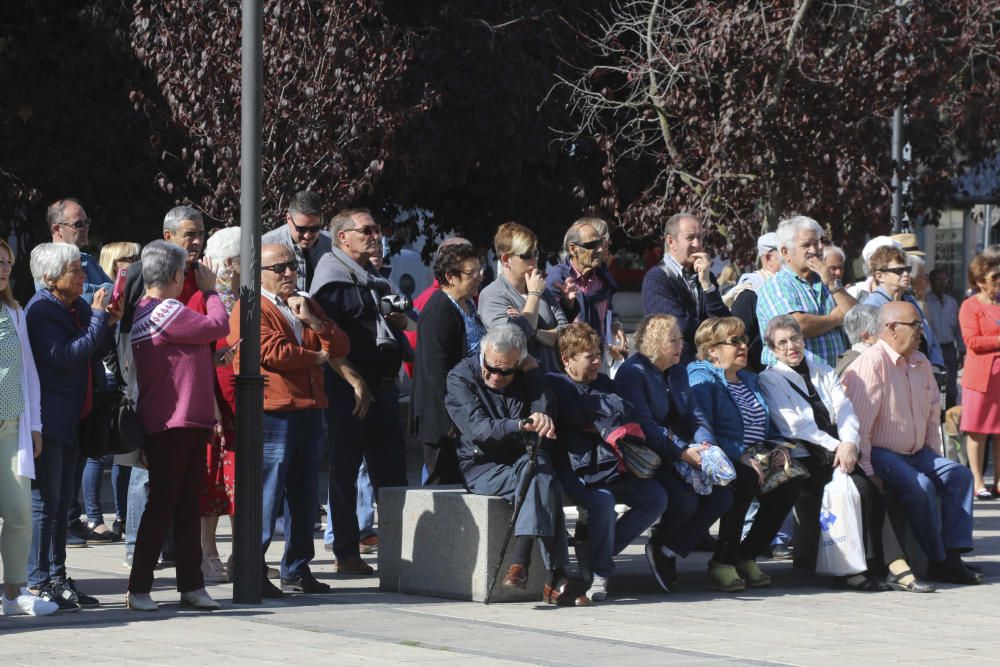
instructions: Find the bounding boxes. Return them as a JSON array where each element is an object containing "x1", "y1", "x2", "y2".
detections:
[
  {"x1": 756, "y1": 232, "x2": 778, "y2": 258},
  {"x1": 861, "y1": 236, "x2": 902, "y2": 264}
]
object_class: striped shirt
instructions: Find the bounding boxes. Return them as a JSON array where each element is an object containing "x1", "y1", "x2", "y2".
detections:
[
  {"x1": 572, "y1": 264, "x2": 610, "y2": 332},
  {"x1": 727, "y1": 379, "x2": 767, "y2": 446},
  {"x1": 757, "y1": 267, "x2": 845, "y2": 367},
  {"x1": 841, "y1": 339, "x2": 942, "y2": 476}
]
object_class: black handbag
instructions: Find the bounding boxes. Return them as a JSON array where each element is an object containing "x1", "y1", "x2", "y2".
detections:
[
  {"x1": 114, "y1": 394, "x2": 144, "y2": 455},
  {"x1": 78, "y1": 390, "x2": 121, "y2": 458}
]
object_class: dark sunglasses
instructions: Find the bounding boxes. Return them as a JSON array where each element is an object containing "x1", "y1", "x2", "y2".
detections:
[
  {"x1": 347, "y1": 225, "x2": 380, "y2": 237},
  {"x1": 117, "y1": 255, "x2": 140, "y2": 264},
  {"x1": 571, "y1": 239, "x2": 605, "y2": 251},
  {"x1": 878, "y1": 266, "x2": 912, "y2": 276},
  {"x1": 292, "y1": 223, "x2": 323, "y2": 235},
  {"x1": 483, "y1": 361, "x2": 519, "y2": 377},
  {"x1": 262, "y1": 261, "x2": 297, "y2": 275},
  {"x1": 515, "y1": 250, "x2": 538, "y2": 261},
  {"x1": 718, "y1": 335, "x2": 749, "y2": 347}
]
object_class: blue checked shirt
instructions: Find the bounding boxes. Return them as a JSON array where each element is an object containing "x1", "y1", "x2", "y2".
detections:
[{"x1": 756, "y1": 267, "x2": 845, "y2": 367}]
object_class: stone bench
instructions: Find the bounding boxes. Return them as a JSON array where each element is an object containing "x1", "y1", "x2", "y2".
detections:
[{"x1": 378, "y1": 486, "x2": 546, "y2": 602}]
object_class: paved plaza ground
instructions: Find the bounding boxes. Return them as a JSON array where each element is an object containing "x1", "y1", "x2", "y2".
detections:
[{"x1": 2, "y1": 496, "x2": 999, "y2": 666}]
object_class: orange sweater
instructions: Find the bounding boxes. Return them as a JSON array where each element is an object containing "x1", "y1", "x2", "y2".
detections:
[{"x1": 228, "y1": 297, "x2": 350, "y2": 411}]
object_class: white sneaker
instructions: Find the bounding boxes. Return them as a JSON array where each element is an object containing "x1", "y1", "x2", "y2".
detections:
[
  {"x1": 126, "y1": 591, "x2": 159, "y2": 612},
  {"x1": 180, "y1": 588, "x2": 221, "y2": 610},
  {"x1": 201, "y1": 556, "x2": 229, "y2": 583},
  {"x1": 586, "y1": 574, "x2": 608, "y2": 602},
  {"x1": 2, "y1": 588, "x2": 59, "y2": 616}
]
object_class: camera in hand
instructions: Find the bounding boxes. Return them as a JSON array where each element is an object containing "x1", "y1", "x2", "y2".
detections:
[{"x1": 379, "y1": 294, "x2": 412, "y2": 316}]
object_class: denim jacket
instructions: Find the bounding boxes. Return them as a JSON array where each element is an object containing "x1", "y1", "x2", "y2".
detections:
[{"x1": 686, "y1": 359, "x2": 775, "y2": 461}]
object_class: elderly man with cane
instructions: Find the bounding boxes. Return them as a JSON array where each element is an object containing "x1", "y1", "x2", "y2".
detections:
[{"x1": 446, "y1": 324, "x2": 586, "y2": 606}]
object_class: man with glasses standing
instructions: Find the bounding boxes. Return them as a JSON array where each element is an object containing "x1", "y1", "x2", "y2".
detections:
[
  {"x1": 756, "y1": 215, "x2": 856, "y2": 368},
  {"x1": 642, "y1": 213, "x2": 730, "y2": 365},
  {"x1": 262, "y1": 191, "x2": 332, "y2": 292},
  {"x1": 843, "y1": 301, "x2": 980, "y2": 586},
  {"x1": 311, "y1": 208, "x2": 409, "y2": 575}
]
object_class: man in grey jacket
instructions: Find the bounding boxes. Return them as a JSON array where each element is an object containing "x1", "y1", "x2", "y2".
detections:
[{"x1": 262, "y1": 190, "x2": 332, "y2": 292}]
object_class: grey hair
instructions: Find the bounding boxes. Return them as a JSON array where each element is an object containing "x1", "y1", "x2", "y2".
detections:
[
  {"x1": 141, "y1": 240, "x2": 188, "y2": 288},
  {"x1": 480, "y1": 323, "x2": 528, "y2": 363},
  {"x1": 163, "y1": 205, "x2": 203, "y2": 234},
  {"x1": 908, "y1": 254, "x2": 926, "y2": 275},
  {"x1": 328, "y1": 207, "x2": 374, "y2": 244},
  {"x1": 776, "y1": 215, "x2": 824, "y2": 252},
  {"x1": 843, "y1": 304, "x2": 880, "y2": 346},
  {"x1": 46, "y1": 198, "x2": 85, "y2": 231},
  {"x1": 30, "y1": 242, "x2": 82, "y2": 285},
  {"x1": 562, "y1": 217, "x2": 609, "y2": 253},
  {"x1": 763, "y1": 314, "x2": 802, "y2": 349},
  {"x1": 204, "y1": 227, "x2": 241, "y2": 280},
  {"x1": 823, "y1": 244, "x2": 845, "y2": 262}
]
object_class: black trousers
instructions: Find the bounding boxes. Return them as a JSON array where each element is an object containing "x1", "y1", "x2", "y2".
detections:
[
  {"x1": 715, "y1": 463, "x2": 801, "y2": 565},
  {"x1": 422, "y1": 436, "x2": 463, "y2": 486},
  {"x1": 793, "y1": 453, "x2": 904, "y2": 576}
]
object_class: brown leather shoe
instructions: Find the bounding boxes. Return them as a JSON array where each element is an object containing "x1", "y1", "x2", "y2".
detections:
[
  {"x1": 543, "y1": 578, "x2": 591, "y2": 606},
  {"x1": 359, "y1": 534, "x2": 379, "y2": 555},
  {"x1": 336, "y1": 556, "x2": 374, "y2": 575},
  {"x1": 502, "y1": 564, "x2": 527, "y2": 589}
]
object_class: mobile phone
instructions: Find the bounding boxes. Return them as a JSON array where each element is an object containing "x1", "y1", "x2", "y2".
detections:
[
  {"x1": 111, "y1": 268, "x2": 127, "y2": 305},
  {"x1": 217, "y1": 338, "x2": 243, "y2": 363}
]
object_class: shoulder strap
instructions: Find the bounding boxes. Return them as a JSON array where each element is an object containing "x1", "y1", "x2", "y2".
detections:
[{"x1": 783, "y1": 375, "x2": 810, "y2": 402}]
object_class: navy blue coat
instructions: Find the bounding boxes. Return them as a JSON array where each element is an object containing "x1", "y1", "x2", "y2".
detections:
[
  {"x1": 641, "y1": 264, "x2": 730, "y2": 365},
  {"x1": 26, "y1": 289, "x2": 113, "y2": 442},
  {"x1": 612, "y1": 353, "x2": 716, "y2": 461}
]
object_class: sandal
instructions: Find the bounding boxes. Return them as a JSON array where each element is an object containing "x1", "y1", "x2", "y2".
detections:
[
  {"x1": 708, "y1": 560, "x2": 746, "y2": 592},
  {"x1": 974, "y1": 488, "x2": 993, "y2": 500},
  {"x1": 885, "y1": 569, "x2": 935, "y2": 593},
  {"x1": 841, "y1": 574, "x2": 891, "y2": 592}
]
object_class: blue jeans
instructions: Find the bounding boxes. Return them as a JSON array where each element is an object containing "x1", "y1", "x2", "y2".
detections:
[
  {"x1": 83, "y1": 455, "x2": 130, "y2": 525},
  {"x1": 325, "y1": 377, "x2": 407, "y2": 561},
  {"x1": 125, "y1": 466, "x2": 174, "y2": 559},
  {"x1": 28, "y1": 436, "x2": 78, "y2": 587},
  {"x1": 555, "y1": 454, "x2": 668, "y2": 577},
  {"x1": 262, "y1": 409, "x2": 324, "y2": 580},
  {"x1": 870, "y1": 446, "x2": 973, "y2": 561},
  {"x1": 654, "y1": 468, "x2": 733, "y2": 558},
  {"x1": 325, "y1": 460, "x2": 375, "y2": 545}
]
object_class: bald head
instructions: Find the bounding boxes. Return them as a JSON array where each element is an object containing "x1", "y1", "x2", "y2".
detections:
[
  {"x1": 261, "y1": 243, "x2": 297, "y2": 297},
  {"x1": 878, "y1": 301, "x2": 922, "y2": 357}
]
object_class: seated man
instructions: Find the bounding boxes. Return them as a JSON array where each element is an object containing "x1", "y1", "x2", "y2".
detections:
[
  {"x1": 445, "y1": 324, "x2": 577, "y2": 605},
  {"x1": 842, "y1": 301, "x2": 981, "y2": 585}
]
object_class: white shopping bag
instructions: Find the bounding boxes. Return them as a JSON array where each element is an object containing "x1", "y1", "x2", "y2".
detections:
[{"x1": 815, "y1": 469, "x2": 867, "y2": 576}]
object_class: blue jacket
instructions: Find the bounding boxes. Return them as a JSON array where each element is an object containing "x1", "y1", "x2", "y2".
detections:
[
  {"x1": 33, "y1": 251, "x2": 112, "y2": 305},
  {"x1": 25, "y1": 289, "x2": 113, "y2": 442},
  {"x1": 641, "y1": 263, "x2": 730, "y2": 365},
  {"x1": 612, "y1": 353, "x2": 715, "y2": 461},
  {"x1": 686, "y1": 360, "x2": 775, "y2": 461}
]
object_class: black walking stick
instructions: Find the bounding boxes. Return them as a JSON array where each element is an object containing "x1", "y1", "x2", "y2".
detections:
[{"x1": 484, "y1": 421, "x2": 541, "y2": 605}]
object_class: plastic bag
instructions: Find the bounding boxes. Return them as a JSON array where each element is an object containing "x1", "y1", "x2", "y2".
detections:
[{"x1": 816, "y1": 469, "x2": 867, "y2": 576}]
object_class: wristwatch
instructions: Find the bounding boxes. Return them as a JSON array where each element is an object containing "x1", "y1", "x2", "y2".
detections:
[{"x1": 829, "y1": 279, "x2": 844, "y2": 292}]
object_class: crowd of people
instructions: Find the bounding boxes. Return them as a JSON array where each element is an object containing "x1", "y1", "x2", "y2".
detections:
[{"x1": 0, "y1": 195, "x2": 996, "y2": 616}]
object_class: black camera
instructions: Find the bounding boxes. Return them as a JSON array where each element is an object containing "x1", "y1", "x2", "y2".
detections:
[{"x1": 379, "y1": 294, "x2": 412, "y2": 316}]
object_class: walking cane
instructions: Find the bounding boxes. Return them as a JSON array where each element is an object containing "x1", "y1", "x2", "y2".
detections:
[{"x1": 484, "y1": 421, "x2": 540, "y2": 605}]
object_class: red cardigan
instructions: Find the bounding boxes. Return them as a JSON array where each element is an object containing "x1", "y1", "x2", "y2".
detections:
[
  {"x1": 228, "y1": 296, "x2": 350, "y2": 411},
  {"x1": 959, "y1": 295, "x2": 1000, "y2": 393}
]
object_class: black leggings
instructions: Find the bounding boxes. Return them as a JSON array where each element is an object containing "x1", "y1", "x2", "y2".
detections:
[{"x1": 714, "y1": 463, "x2": 801, "y2": 565}]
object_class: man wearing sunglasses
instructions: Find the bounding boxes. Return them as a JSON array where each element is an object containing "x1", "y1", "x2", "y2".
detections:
[
  {"x1": 843, "y1": 301, "x2": 980, "y2": 586},
  {"x1": 861, "y1": 245, "x2": 943, "y2": 367},
  {"x1": 311, "y1": 207, "x2": 409, "y2": 576},
  {"x1": 262, "y1": 190, "x2": 332, "y2": 292},
  {"x1": 446, "y1": 324, "x2": 577, "y2": 603},
  {"x1": 642, "y1": 213, "x2": 730, "y2": 365},
  {"x1": 546, "y1": 218, "x2": 628, "y2": 367},
  {"x1": 39, "y1": 198, "x2": 112, "y2": 303}
]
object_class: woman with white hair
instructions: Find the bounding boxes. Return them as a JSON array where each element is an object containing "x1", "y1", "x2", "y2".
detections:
[
  {"x1": 191, "y1": 226, "x2": 241, "y2": 583},
  {"x1": 126, "y1": 240, "x2": 228, "y2": 611},
  {"x1": 25, "y1": 242, "x2": 123, "y2": 610}
]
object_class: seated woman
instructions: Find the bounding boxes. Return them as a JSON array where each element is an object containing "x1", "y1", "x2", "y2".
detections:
[
  {"x1": 757, "y1": 314, "x2": 934, "y2": 592},
  {"x1": 687, "y1": 317, "x2": 799, "y2": 592},
  {"x1": 546, "y1": 323, "x2": 668, "y2": 602},
  {"x1": 614, "y1": 314, "x2": 732, "y2": 593},
  {"x1": 445, "y1": 324, "x2": 580, "y2": 606}
]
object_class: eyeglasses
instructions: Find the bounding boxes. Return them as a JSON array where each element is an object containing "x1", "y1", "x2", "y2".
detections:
[
  {"x1": 983, "y1": 273, "x2": 1000, "y2": 284},
  {"x1": 346, "y1": 225, "x2": 380, "y2": 237},
  {"x1": 571, "y1": 239, "x2": 605, "y2": 251},
  {"x1": 717, "y1": 335, "x2": 749, "y2": 347},
  {"x1": 292, "y1": 223, "x2": 323, "y2": 235},
  {"x1": 878, "y1": 266, "x2": 912, "y2": 276},
  {"x1": 58, "y1": 220, "x2": 90, "y2": 230},
  {"x1": 262, "y1": 262, "x2": 297, "y2": 275},
  {"x1": 483, "y1": 361, "x2": 519, "y2": 377},
  {"x1": 456, "y1": 267, "x2": 484, "y2": 277},
  {"x1": 887, "y1": 320, "x2": 922, "y2": 330},
  {"x1": 515, "y1": 250, "x2": 538, "y2": 261},
  {"x1": 117, "y1": 255, "x2": 140, "y2": 264},
  {"x1": 774, "y1": 334, "x2": 805, "y2": 350}
]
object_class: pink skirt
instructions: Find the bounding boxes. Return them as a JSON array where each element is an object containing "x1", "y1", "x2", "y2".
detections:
[{"x1": 961, "y1": 356, "x2": 1000, "y2": 434}]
